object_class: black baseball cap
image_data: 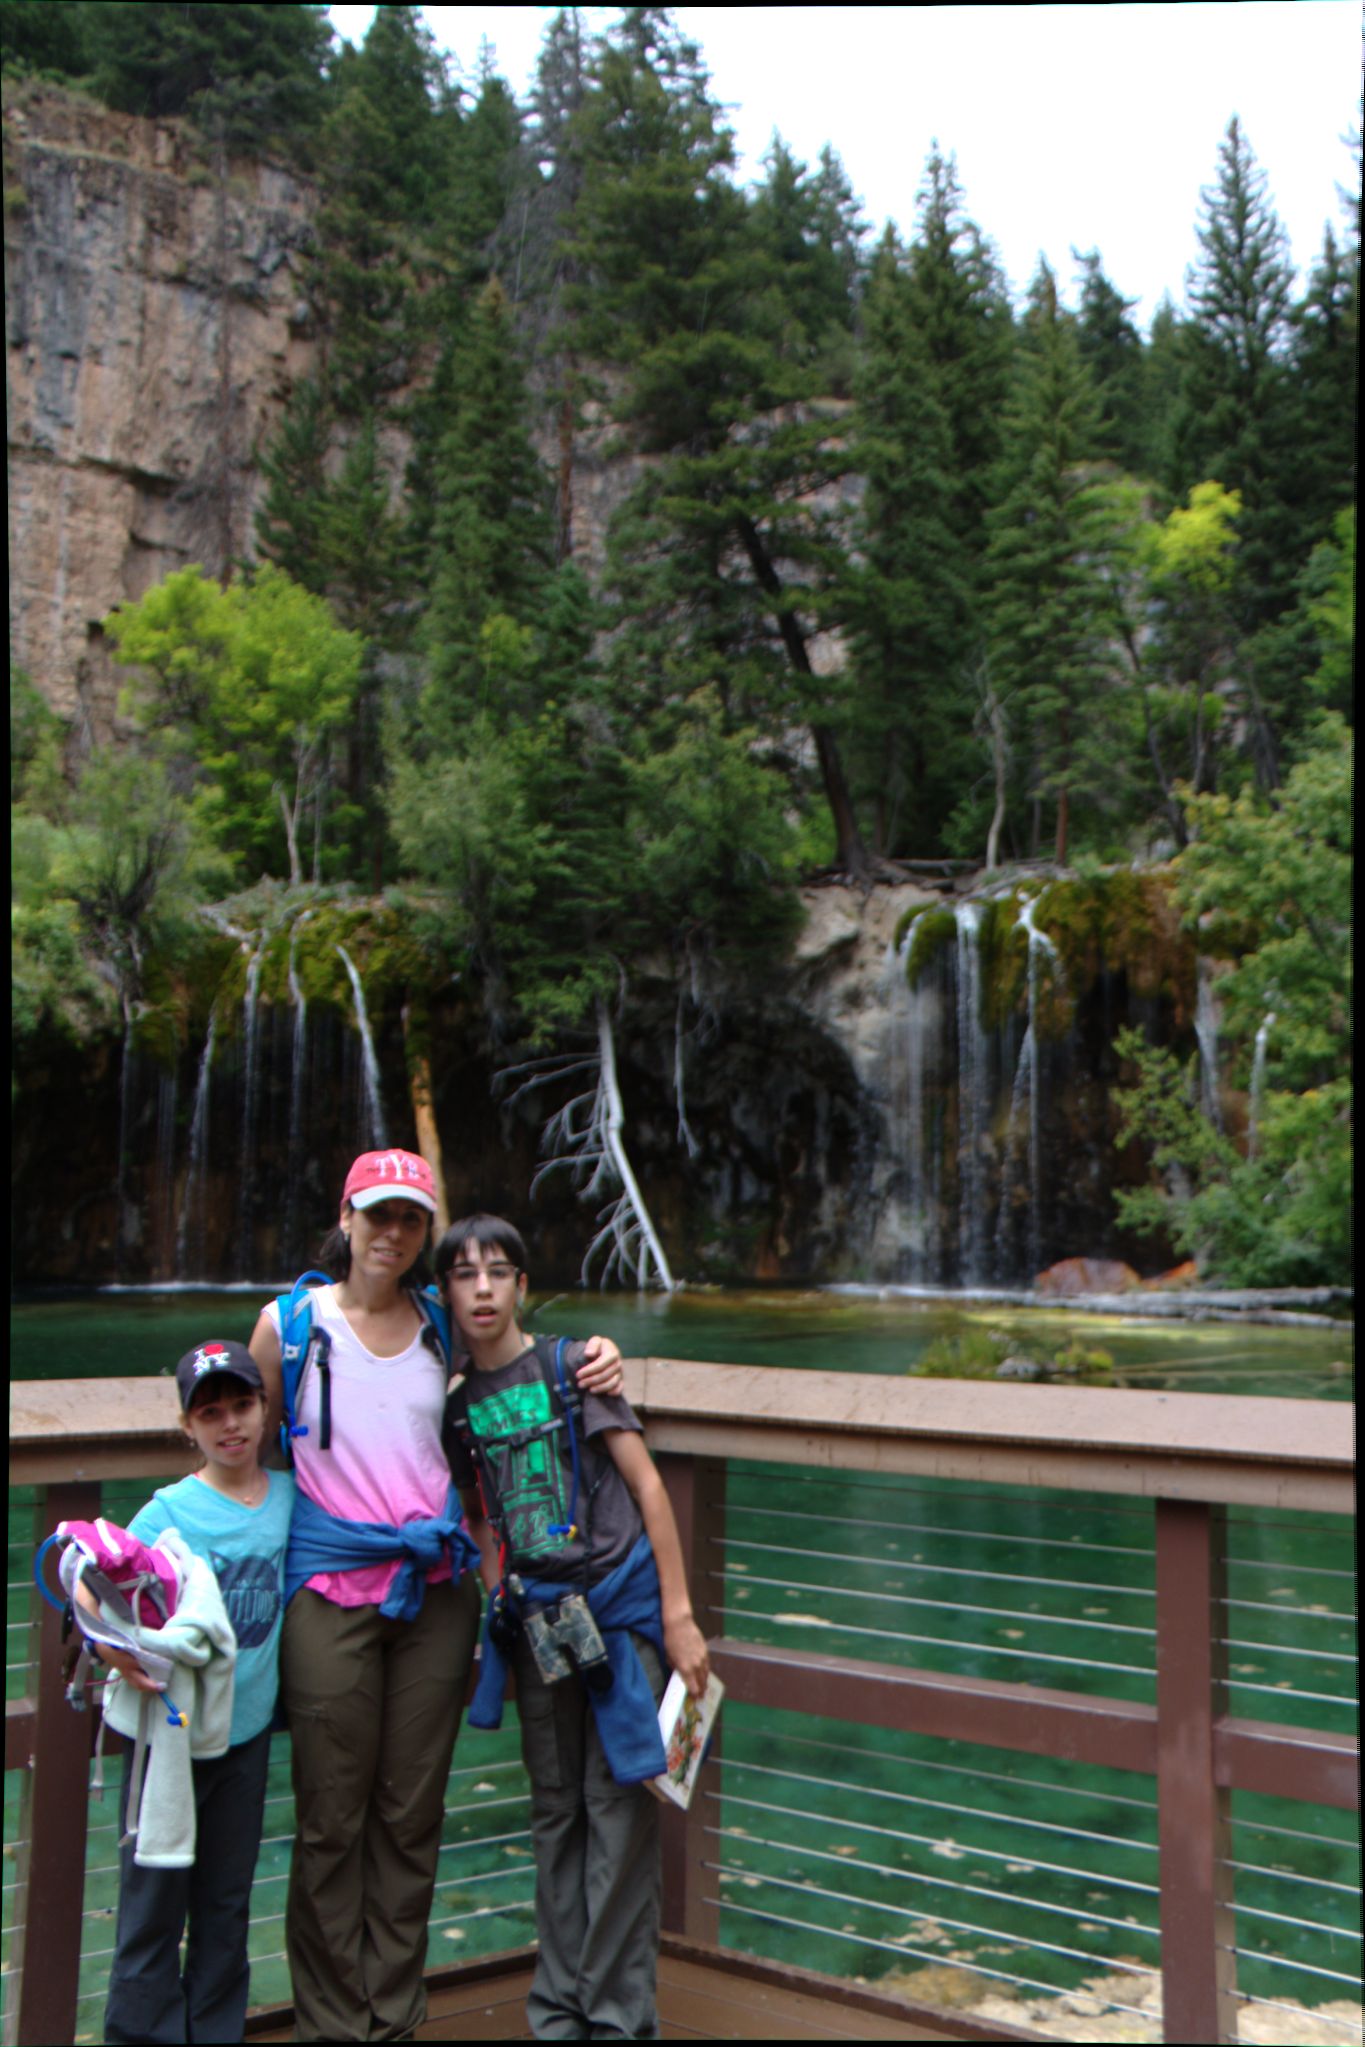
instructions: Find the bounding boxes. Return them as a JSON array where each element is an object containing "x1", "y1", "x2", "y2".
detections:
[{"x1": 175, "y1": 1339, "x2": 265, "y2": 1411}]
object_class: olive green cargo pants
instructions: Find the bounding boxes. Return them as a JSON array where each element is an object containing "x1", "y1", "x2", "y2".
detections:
[{"x1": 281, "y1": 1574, "x2": 481, "y2": 2041}]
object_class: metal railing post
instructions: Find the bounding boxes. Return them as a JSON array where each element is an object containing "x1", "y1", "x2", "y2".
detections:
[
  {"x1": 654, "y1": 1450, "x2": 727, "y2": 1947},
  {"x1": 1155, "y1": 1497, "x2": 1237, "y2": 2046},
  {"x1": 10, "y1": 1480, "x2": 101, "y2": 2047}
]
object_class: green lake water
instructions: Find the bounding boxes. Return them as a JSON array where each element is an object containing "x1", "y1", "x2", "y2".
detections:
[{"x1": 7, "y1": 1288, "x2": 1359, "y2": 2039}]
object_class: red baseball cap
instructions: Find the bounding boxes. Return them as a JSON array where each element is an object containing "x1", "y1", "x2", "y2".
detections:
[{"x1": 341, "y1": 1149, "x2": 438, "y2": 1216}]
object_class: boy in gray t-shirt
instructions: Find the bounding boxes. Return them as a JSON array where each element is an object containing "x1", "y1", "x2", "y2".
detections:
[{"x1": 438, "y1": 1215, "x2": 707, "y2": 2042}]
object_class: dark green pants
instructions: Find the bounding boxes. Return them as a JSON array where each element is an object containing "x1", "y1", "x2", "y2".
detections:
[
  {"x1": 281, "y1": 1574, "x2": 481, "y2": 2042},
  {"x1": 514, "y1": 1634, "x2": 665, "y2": 2041}
]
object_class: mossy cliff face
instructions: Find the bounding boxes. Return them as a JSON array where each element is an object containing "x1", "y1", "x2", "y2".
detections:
[
  {"x1": 12, "y1": 868, "x2": 1205, "y2": 1288},
  {"x1": 828, "y1": 869, "x2": 1202, "y2": 1283}
]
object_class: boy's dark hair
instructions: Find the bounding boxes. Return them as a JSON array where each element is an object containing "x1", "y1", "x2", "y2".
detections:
[{"x1": 434, "y1": 1214, "x2": 528, "y2": 1284}]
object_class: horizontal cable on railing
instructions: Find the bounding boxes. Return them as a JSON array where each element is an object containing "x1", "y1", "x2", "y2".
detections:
[
  {"x1": 712, "y1": 1601, "x2": 1154, "y2": 1679},
  {"x1": 1234, "y1": 1989, "x2": 1364, "y2": 2033},
  {"x1": 440, "y1": 1794, "x2": 529, "y2": 1825},
  {"x1": 1219, "y1": 1945, "x2": 1365, "y2": 1988},
  {"x1": 1223, "y1": 1858, "x2": 1363, "y2": 1895},
  {"x1": 762, "y1": 1729, "x2": 1160, "y2": 1815},
  {"x1": 1223, "y1": 1511, "x2": 1354, "y2": 1535},
  {"x1": 716, "y1": 1784, "x2": 1154, "y2": 1891},
  {"x1": 1222, "y1": 1677, "x2": 1357, "y2": 1706},
  {"x1": 710, "y1": 1855, "x2": 1146, "y2": 1980},
  {"x1": 707, "y1": 1889, "x2": 1155, "y2": 2020},
  {"x1": 1226, "y1": 1558, "x2": 1357, "y2": 1582},
  {"x1": 1218, "y1": 1636, "x2": 1357, "y2": 1663},
  {"x1": 1225, "y1": 1596, "x2": 1357, "y2": 1620},
  {"x1": 713, "y1": 1564, "x2": 1155, "y2": 1637},
  {"x1": 1229, "y1": 1896, "x2": 1363, "y2": 1939},
  {"x1": 721, "y1": 1502, "x2": 1155, "y2": 1561},
  {"x1": 437, "y1": 1826, "x2": 533, "y2": 1858},
  {"x1": 721, "y1": 1534, "x2": 1155, "y2": 1602},
  {"x1": 704, "y1": 1815, "x2": 1161, "y2": 1943},
  {"x1": 726, "y1": 1472, "x2": 1158, "y2": 1526},
  {"x1": 427, "y1": 1902, "x2": 535, "y2": 1935},
  {"x1": 1229, "y1": 1812, "x2": 1361, "y2": 1848}
]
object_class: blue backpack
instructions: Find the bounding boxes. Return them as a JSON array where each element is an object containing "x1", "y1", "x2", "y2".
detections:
[{"x1": 276, "y1": 1270, "x2": 454, "y2": 1463}]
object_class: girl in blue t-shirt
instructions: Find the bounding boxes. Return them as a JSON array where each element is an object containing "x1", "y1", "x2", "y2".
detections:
[{"x1": 98, "y1": 1340, "x2": 294, "y2": 2046}]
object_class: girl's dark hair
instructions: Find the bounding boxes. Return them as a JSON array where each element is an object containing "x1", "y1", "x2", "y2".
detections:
[
  {"x1": 433, "y1": 1214, "x2": 528, "y2": 1285},
  {"x1": 316, "y1": 1219, "x2": 434, "y2": 1291}
]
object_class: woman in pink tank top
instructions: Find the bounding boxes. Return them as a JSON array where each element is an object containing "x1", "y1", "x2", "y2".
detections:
[{"x1": 249, "y1": 1149, "x2": 624, "y2": 2043}]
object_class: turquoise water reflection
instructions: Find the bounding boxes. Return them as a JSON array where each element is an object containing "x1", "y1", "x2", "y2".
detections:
[{"x1": 10, "y1": 1282, "x2": 1354, "y2": 1399}]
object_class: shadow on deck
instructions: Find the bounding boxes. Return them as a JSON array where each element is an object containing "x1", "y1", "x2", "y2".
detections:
[{"x1": 244, "y1": 1937, "x2": 1024, "y2": 2041}]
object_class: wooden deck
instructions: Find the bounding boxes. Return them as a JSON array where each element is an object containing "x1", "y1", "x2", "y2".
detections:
[{"x1": 244, "y1": 1937, "x2": 1033, "y2": 2041}]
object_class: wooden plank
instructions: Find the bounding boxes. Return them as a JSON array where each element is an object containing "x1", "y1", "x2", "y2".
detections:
[
  {"x1": 659, "y1": 1937, "x2": 1049, "y2": 2042},
  {"x1": 626, "y1": 1361, "x2": 1353, "y2": 1474},
  {"x1": 12, "y1": 1481, "x2": 102, "y2": 2047},
  {"x1": 659, "y1": 1952, "x2": 954, "y2": 2037},
  {"x1": 1214, "y1": 1717, "x2": 1360, "y2": 1810},
  {"x1": 1155, "y1": 1501, "x2": 1238, "y2": 2046},
  {"x1": 14, "y1": 1371, "x2": 1355, "y2": 1511},
  {"x1": 713, "y1": 1639, "x2": 1161, "y2": 1775}
]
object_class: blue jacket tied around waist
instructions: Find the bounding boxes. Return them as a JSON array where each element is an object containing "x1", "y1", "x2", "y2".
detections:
[
  {"x1": 284, "y1": 1485, "x2": 480, "y2": 1621},
  {"x1": 470, "y1": 1533, "x2": 668, "y2": 1785}
]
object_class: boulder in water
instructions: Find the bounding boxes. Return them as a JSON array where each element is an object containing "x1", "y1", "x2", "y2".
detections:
[
  {"x1": 1034, "y1": 1257, "x2": 1139, "y2": 1297},
  {"x1": 1140, "y1": 1259, "x2": 1200, "y2": 1289}
]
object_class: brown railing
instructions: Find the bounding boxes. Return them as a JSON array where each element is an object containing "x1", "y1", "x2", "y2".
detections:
[{"x1": 8, "y1": 1366, "x2": 1357, "y2": 2046}]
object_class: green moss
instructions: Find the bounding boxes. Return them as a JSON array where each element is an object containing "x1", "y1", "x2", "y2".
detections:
[
  {"x1": 976, "y1": 894, "x2": 1029, "y2": 1030},
  {"x1": 1052, "y1": 1341, "x2": 1115, "y2": 1380},
  {"x1": 903, "y1": 908, "x2": 957, "y2": 990}
]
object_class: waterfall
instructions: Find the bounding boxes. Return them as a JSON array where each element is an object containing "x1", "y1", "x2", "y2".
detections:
[
  {"x1": 1195, "y1": 955, "x2": 1224, "y2": 1132},
  {"x1": 337, "y1": 946, "x2": 387, "y2": 1149},
  {"x1": 994, "y1": 1019, "x2": 1033, "y2": 1280},
  {"x1": 954, "y1": 903, "x2": 989, "y2": 1286},
  {"x1": 1248, "y1": 1011, "x2": 1275, "y2": 1157},
  {"x1": 176, "y1": 1012, "x2": 217, "y2": 1275},
  {"x1": 154, "y1": 1066, "x2": 178, "y2": 1277},
  {"x1": 236, "y1": 938, "x2": 265, "y2": 1277},
  {"x1": 284, "y1": 917, "x2": 309, "y2": 1265},
  {"x1": 1019, "y1": 899, "x2": 1057, "y2": 1281},
  {"x1": 115, "y1": 1003, "x2": 136, "y2": 1271},
  {"x1": 885, "y1": 914, "x2": 947, "y2": 1283}
]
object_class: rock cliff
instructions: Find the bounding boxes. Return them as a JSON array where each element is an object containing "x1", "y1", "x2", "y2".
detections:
[{"x1": 5, "y1": 79, "x2": 319, "y2": 735}]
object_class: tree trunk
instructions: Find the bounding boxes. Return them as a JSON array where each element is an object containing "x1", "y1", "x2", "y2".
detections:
[
  {"x1": 403, "y1": 1004, "x2": 450, "y2": 1237},
  {"x1": 596, "y1": 1003, "x2": 675, "y2": 1290},
  {"x1": 733, "y1": 514, "x2": 875, "y2": 877}
]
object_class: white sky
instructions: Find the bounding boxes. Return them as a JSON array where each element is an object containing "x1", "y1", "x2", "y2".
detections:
[{"x1": 326, "y1": 3, "x2": 1361, "y2": 329}]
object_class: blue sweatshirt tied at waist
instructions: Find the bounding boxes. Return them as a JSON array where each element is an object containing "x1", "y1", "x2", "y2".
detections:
[
  {"x1": 285, "y1": 1485, "x2": 480, "y2": 1621},
  {"x1": 470, "y1": 1533, "x2": 668, "y2": 1786}
]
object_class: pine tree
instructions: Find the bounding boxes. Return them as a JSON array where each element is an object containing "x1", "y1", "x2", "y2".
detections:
[
  {"x1": 420, "y1": 281, "x2": 554, "y2": 745},
  {"x1": 846, "y1": 229, "x2": 970, "y2": 854},
  {"x1": 305, "y1": 4, "x2": 445, "y2": 417},
  {"x1": 983, "y1": 265, "x2": 1128, "y2": 864},
  {"x1": 1170, "y1": 118, "x2": 1298, "y2": 631},
  {"x1": 1287, "y1": 224, "x2": 1359, "y2": 543},
  {"x1": 572, "y1": 13, "x2": 874, "y2": 873},
  {"x1": 86, "y1": 2, "x2": 331, "y2": 155},
  {"x1": 1073, "y1": 249, "x2": 1147, "y2": 474},
  {"x1": 254, "y1": 376, "x2": 330, "y2": 589},
  {"x1": 903, "y1": 149, "x2": 1015, "y2": 597}
]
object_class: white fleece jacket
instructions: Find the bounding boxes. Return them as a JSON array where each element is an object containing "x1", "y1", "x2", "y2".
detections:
[{"x1": 98, "y1": 1530, "x2": 238, "y2": 1869}]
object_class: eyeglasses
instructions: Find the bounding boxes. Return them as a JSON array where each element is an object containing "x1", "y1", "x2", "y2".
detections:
[{"x1": 449, "y1": 1263, "x2": 518, "y2": 1284}]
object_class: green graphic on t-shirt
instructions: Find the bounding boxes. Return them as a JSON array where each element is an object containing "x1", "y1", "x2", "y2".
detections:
[{"x1": 468, "y1": 1379, "x2": 570, "y2": 1563}]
